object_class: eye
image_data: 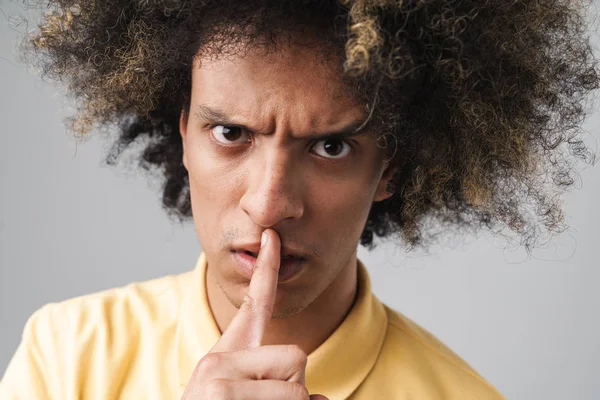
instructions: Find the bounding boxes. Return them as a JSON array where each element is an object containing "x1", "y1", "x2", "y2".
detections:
[
  {"x1": 312, "y1": 138, "x2": 352, "y2": 159},
  {"x1": 211, "y1": 125, "x2": 250, "y2": 144}
]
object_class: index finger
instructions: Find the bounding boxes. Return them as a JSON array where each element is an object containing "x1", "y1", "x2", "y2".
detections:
[{"x1": 212, "y1": 228, "x2": 281, "y2": 352}]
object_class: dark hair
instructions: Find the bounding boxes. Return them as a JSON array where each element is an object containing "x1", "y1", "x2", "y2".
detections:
[{"x1": 19, "y1": 0, "x2": 600, "y2": 249}]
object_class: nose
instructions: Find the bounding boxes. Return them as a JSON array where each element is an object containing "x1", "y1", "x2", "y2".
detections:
[{"x1": 239, "y1": 148, "x2": 304, "y2": 228}]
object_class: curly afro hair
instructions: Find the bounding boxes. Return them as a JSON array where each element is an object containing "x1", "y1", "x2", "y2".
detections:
[{"x1": 17, "y1": 0, "x2": 600, "y2": 249}]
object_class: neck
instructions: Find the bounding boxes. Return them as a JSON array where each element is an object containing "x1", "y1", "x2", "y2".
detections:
[{"x1": 206, "y1": 254, "x2": 359, "y2": 355}]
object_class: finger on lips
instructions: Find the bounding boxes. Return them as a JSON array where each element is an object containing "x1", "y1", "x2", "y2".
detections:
[
  {"x1": 211, "y1": 228, "x2": 281, "y2": 352},
  {"x1": 190, "y1": 229, "x2": 330, "y2": 399}
]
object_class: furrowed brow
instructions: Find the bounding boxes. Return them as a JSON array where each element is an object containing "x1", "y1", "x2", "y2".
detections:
[
  {"x1": 304, "y1": 119, "x2": 370, "y2": 141},
  {"x1": 195, "y1": 104, "x2": 239, "y2": 126},
  {"x1": 195, "y1": 103, "x2": 370, "y2": 140}
]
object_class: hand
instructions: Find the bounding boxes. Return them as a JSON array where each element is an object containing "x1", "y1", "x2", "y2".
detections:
[{"x1": 182, "y1": 228, "x2": 329, "y2": 400}]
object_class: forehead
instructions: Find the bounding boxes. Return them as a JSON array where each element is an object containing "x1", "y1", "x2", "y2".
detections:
[{"x1": 190, "y1": 42, "x2": 365, "y2": 133}]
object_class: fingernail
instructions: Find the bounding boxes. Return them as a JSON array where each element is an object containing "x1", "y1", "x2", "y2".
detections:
[{"x1": 261, "y1": 231, "x2": 268, "y2": 247}]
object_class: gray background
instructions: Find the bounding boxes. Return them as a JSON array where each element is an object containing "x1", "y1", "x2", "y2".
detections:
[{"x1": 1, "y1": 2, "x2": 599, "y2": 399}]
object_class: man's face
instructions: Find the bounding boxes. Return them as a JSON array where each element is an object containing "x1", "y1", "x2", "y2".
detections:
[{"x1": 180, "y1": 40, "x2": 394, "y2": 317}]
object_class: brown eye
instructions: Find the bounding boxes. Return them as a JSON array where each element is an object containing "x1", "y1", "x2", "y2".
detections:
[
  {"x1": 312, "y1": 138, "x2": 351, "y2": 159},
  {"x1": 212, "y1": 125, "x2": 250, "y2": 144}
]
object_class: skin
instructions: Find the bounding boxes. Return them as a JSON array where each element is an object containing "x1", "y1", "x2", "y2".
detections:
[
  {"x1": 179, "y1": 39, "x2": 395, "y2": 397},
  {"x1": 182, "y1": 229, "x2": 329, "y2": 398}
]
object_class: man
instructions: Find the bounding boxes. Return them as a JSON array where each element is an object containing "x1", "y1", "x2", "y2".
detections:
[{"x1": 1, "y1": 0, "x2": 598, "y2": 399}]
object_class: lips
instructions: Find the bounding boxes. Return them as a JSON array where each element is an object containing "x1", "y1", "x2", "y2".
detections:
[
  {"x1": 241, "y1": 249, "x2": 302, "y2": 261},
  {"x1": 232, "y1": 241, "x2": 306, "y2": 260},
  {"x1": 232, "y1": 250, "x2": 305, "y2": 283}
]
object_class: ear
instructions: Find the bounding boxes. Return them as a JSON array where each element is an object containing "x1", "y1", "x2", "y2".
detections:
[
  {"x1": 179, "y1": 109, "x2": 189, "y2": 171},
  {"x1": 373, "y1": 160, "x2": 396, "y2": 202}
]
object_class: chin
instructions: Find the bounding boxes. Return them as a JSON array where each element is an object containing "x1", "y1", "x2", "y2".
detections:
[{"x1": 224, "y1": 286, "x2": 310, "y2": 319}]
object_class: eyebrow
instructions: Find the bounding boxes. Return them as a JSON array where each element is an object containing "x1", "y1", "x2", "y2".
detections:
[{"x1": 195, "y1": 104, "x2": 370, "y2": 141}]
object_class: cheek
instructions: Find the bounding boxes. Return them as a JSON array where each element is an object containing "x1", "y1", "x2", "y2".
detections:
[
  {"x1": 186, "y1": 136, "x2": 242, "y2": 232},
  {"x1": 187, "y1": 133, "x2": 239, "y2": 197},
  {"x1": 310, "y1": 172, "x2": 378, "y2": 233}
]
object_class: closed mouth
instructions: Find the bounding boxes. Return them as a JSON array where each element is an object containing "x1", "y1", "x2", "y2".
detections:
[{"x1": 241, "y1": 250, "x2": 303, "y2": 261}]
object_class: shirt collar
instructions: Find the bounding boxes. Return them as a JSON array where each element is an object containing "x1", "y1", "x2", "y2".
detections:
[{"x1": 175, "y1": 252, "x2": 388, "y2": 399}]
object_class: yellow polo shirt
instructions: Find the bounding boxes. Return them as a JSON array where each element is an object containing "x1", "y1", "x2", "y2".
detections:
[{"x1": 0, "y1": 253, "x2": 505, "y2": 399}]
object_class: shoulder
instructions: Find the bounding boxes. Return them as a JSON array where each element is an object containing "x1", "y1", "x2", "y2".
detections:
[
  {"x1": 384, "y1": 305, "x2": 505, "y2": 399},
  {"x1": 354, "y1": 303, "x2": 505, "y2": 400},
  {"x1": 383, "y1": 306, "x2": 485, "y2": 376},
  {"x1": 1, "y1": 271, "x2": 192, "y2": 398},
  {"x1": 28, "y1": 270, "x2": 192, "y2": 340},
  {"x1": 17, "y1": 269, "x2": 194, "y2": 369}
]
